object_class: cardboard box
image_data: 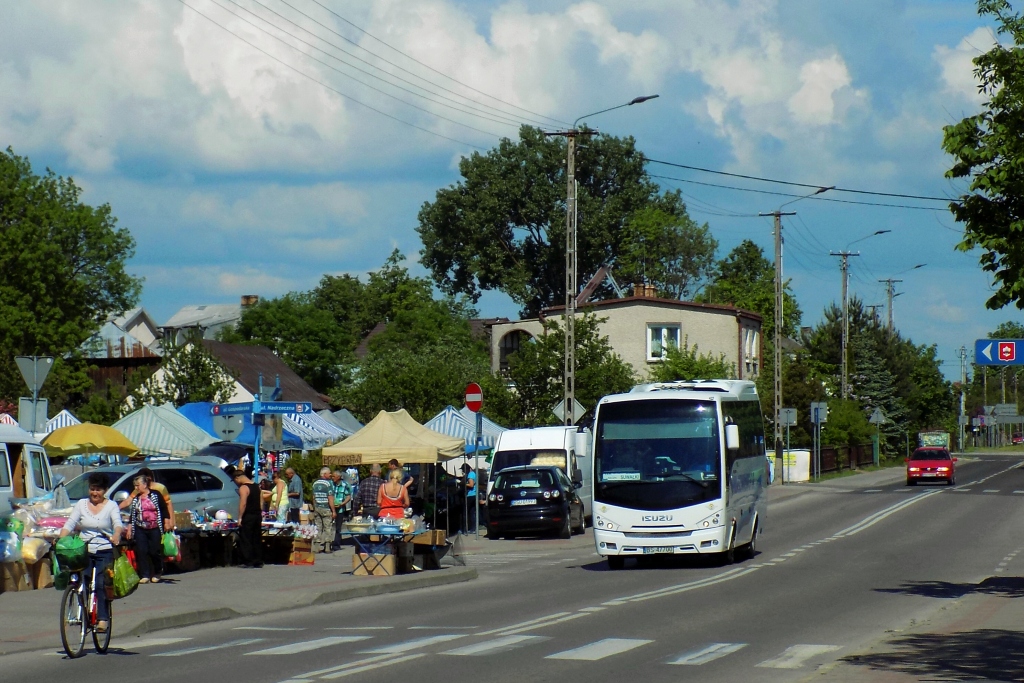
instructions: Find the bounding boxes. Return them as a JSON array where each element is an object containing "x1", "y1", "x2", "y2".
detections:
[
  {"x1": 0, "y1": 561, "x2": 32, "y2": 592},
  {"x1": 288, "y1": 538, "x2": 314, "y2": 566},
  {"x1": 411, "y1": 530, "x2": 447, "y2": 546},
  {"x1": 352, "y1": 553, "x2": 395, "y2": 576},
  {"x1": 30, "y1": 558, "x2": 53, "y2": 589},
  {"x1": 174, "y1": 511, "x2": 194, "y2": 530}
]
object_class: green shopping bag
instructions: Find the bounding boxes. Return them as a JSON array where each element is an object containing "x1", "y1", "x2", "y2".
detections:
[
  {"x1": 52, "y1": 553, "x2": 70, "y2": 591},
  {"x1": 112, "y1": 553, "x2": 140, "y2": 599},
  {"x1": 161, "y1": 532, "x2": 179, "y2": 558},
  {"x1": 54, "y1": 535, "x2": 87, "y2": 571}
]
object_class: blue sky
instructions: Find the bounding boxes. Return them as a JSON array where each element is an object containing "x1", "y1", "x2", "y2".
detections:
[{"x1": 0, "y1": 0, "x2": 1017, "y2": 379}]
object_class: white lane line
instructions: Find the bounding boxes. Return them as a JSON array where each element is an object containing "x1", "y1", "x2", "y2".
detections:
[
  {"x1": 578, "y1": 607, "x2": 606, "y2": 612},
  {"x1": 757, "y1": 644, "x2": 842, "y2": 669},
  {"x1": 408, "y1": 626, "x2": 478, "y2": 630},
  {"x1": 359, "y1": 634, "x2": 465, "y2": 654},
  {"x1": 440, "y1": 635, "x2": 547, "y2": 656},
  {"x1": 235, "y1": 627, "x2": 306, "y2": 631},
  {"x1": 494, "y1": 612, "x2": 591, "y2": 636},
  {"x1": 835, "y1": 489, "x2": 944, "y2": 537},
  {"x1": 247, "y1": 636, "x2": 371, "y2": 656},
  {"x1": 1014, "y1": 490, "x2": 1024, "y2": 494},
  {"x1": 152, "y1": 638, "x2": 264, "y2": 657},
  {"x1": 125, "y1": 637, "x2": 193, "y2": 648},
  {"x1": 324, "y1": 627, "x2": 393, "y2": 631},
  {"x1": 286, "y1": 653, "x2": 396, "y2": 680},
  {"x1": 669, "y1": 642, "x2": 747, "y2": 665},
  {"x1": 954, "y1": 488, "x2": 972, "y2": 492},
  {"x1": 996, "y1": 568, "x2": 1006, "y2": 572},
  {"x1": 984, "y1": 489, "x2": 1000, "y2": 493},
  {"x1": 477, "y1": 612, "x2": 572, "y2": 636},
  {"x1": 320, "y1": 654, "x2": 425, "y2": 680},
  {"x1": 607, "y1": 566, "x2": 752, "y2": 604},
  {"x1": 546, "y1": 638, "x2": 652, "y2": 661},
  {"x1": 863, "y1": 489, "x2": 882, "y2": 493}
]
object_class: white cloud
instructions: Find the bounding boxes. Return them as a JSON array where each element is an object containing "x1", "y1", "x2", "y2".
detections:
[
  {"x1": 934, "y1": 27, "x2": 996, "y2": 105},
  {"x1": 788, "y1": 56, "x2": 860, "y2": 126}
]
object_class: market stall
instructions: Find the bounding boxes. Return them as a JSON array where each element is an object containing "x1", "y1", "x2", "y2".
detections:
[{"x1": 322, "y1": 409, "x2": 464, "y2": 574}]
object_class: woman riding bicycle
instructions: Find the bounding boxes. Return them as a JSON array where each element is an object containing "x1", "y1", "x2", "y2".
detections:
[{"x1": 60, "y1": 472, "x2": 122, "y2": 633}]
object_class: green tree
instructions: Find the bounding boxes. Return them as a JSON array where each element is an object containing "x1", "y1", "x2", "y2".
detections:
[
  {"x1": 131, "y1": 335, "x2": 237, "y2": 408},
  {"x1": 0, "y1": 148, "x2": 141, "y2": 406},
  {"x1": 821, "y1": 399, "x2": 874, "y2": 448},
  {"x1": 942, "y1": 0, "x2": 1024, "y2": 310},
  {"x1": 417, "y1": 126, "x2": 707, "y2": 316},
  {"x1": 648, "y1": 338, "x2": 736, "y2": 383},
  {"x1": 616, "y1": 207, "x2": 718, "y2": 299},
  {"x1": 483, "y1": 313, "x2": 636, "y2": 428},
  {"x1": 851, "y1": 334, "x2": 910, "y2": 455}
]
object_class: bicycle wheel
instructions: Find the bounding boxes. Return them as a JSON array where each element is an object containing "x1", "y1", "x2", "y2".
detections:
[
  {"x1": 92, "y1": 597, "x2": 112, "y2": 654},
  {"x1": 59, "y1": 582, "x2": 86, "y2": 659}
]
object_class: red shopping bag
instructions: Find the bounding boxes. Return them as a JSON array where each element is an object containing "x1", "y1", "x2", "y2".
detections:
[{"x1": 125, "y1": 548, "x2": 137, "y2": 570}]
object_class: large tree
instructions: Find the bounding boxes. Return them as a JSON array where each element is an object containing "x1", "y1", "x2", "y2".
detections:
[
  {"x1": 417, "y1": 126, "x2": 709, "y2": 316},
  {"x1": 0, "y1": 148, "x2": 141, "y2": 406},
  {"x1": 942, "y1": 0, "x2": 1024, "y2": 310}
]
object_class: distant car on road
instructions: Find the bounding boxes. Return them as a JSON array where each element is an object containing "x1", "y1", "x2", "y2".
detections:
[
  {"x1": 486, "y1": 465, "x2": 585, "y2": 540},
  {"x1": 905, "y1": 447, "x2": 956, "y2": 486},
  {"x1": 1013, "y1": 432, "x2": 1023, "y2": 445}
]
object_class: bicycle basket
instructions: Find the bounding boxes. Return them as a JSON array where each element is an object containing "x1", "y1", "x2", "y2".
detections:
[{"x1": 54, "y1": 535, "x2": 87, "y2": 571}]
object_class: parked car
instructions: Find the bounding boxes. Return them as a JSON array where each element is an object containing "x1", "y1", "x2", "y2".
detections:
[
  {"x1": 64, "y1": 459, "x2": 239, "y2": 516},
  {"x1": 905, "y1": 447, "x2": 956, "y2": 486},
  {"x1": 486, "y1": 465, "x2": 585, "y2": 540}
]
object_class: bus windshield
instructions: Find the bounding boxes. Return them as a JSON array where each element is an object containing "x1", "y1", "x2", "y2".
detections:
[{"x1": 595, "y1": 399, "x2": 721, "y2": 511}]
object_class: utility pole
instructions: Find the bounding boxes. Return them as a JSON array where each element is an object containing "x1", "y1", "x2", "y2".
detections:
[
  {"x1": 959, "y1": 345, "x2": 967, "y2": 452},
  {"x1": 879, "y1": 278, "x2": 902, "y2": 333},
  {"x1": 830, "y1": 251, "x2": 859, "y2": 398},
  {"x1": 759, "y1": 210, "x2": 796, "y2": 463}
]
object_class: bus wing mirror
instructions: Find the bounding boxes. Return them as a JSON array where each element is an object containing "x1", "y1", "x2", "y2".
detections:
[
  {"x1": 572, "y1": 468, "x2": 583, "y2": 485},
  {"x1": 725, "y1": 424, "x2": 740, "y2": 451}
]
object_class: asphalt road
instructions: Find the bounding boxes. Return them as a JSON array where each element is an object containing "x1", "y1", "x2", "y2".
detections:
[{"x1": 6, "y1": 454, "x2": 1024, "y2": 683}]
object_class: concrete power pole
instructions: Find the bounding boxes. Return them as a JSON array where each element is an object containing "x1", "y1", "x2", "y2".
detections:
[
  {"x1": 759, "y1": 210, "x2": 795, "y2": 463},
  {"x1": 830, "y1": 251, "x2": 859, "y2": 398},
  {"x1": 959, "y1": 345, "x2": 967, "y2": 452},
  {"x1": 564, "y1": 132, "x2": 577, "y2": 426},
  {"x1": 879, "y1": 278, "x2": 902, "y2": 334}
]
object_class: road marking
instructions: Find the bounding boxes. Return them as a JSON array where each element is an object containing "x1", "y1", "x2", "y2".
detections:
[
  {"x1": 285, "y1": 653, "x2": 396, "y2": 680},
  {"x1": 835, "y1": 490, "x2": 944, "y2": 537},
  {"x1": 863, "y1": 489, "x2": 882, "y2": 493},
  {"x1": 478, "y1": 612, "x2": 572, "y2": 636},
  {"x1": 669, "y1": 642, "x2": 747, "y2": 665},
  {"x1": 408, "y1": 626, "x2": 478, "y2": 630},
  {"x1": 153, "y1": 638, "x2": 264, "y2": 657},
  {"x1": 248, "y1": 636, "x2": 370, "y2": 656},
  {"x1": 494, "y1": 612, "x2": 590, "y2": 636},
  {"x1": 320, "y1": 654, "x2": 424, "y2": 680},
  {"x1": 578, "y1": 607, "x2": 606, "y2": 612},
  {"x1": 954, "y1": 488, "x2": 971, "y2": 492},
  {"x1": 546, "y1": 638, "x2": 652, "y2": 661},
  {"x1": 324, "y1": 627, "x2": 393, "y2": 631},
  {"x1": 106, "y1": 637, "x2": 194, "y2": 650},
  {"x1": 757, "y1": 644, "x2": 842, "y2": 668},
  {"x1": 1014, "y1": 490, "x2": 1024, "y2": 494},
  {"x1": 360, "y1": 634, "x2": 465, "y2": 654},
  {"x1": 235, "y1": 627, "x2": 306, "y2": 631},
  {"x1": 440, "y1": 635, "x2": 547, "y2": 656},
  {"x1": 984, "y1": 489, "x2": 1000, "y2": 493}
]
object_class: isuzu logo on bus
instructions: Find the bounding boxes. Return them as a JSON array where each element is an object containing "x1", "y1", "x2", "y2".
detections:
[{"x1": 642, "y1": 514, "x2": 673, "y2": 522}]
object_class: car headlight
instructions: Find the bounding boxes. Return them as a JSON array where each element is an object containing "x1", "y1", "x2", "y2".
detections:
[
  {"x1": 543, "y1": 491, "x2": 551, "y2": 499},
  {"x1": 488, "y1": 494, "x2": 496, "y2": 502},
  {"x1": 937, "y1": 467, "x2": 949, "y2": 472},
  {"x1": 908, "y1": 467, "x2": 921, "y2": 472},
  {"x1": 552, "y1": 490, "x2": 560, "y2": 498}
]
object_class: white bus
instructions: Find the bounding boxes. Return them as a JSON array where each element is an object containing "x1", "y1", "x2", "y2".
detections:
[{"x1": 592, "y1": 379, "x2": 768, "y2": 569}]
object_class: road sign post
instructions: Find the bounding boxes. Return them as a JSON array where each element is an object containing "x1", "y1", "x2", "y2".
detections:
[
  {"x1": 15, "y1": 356, "x2": 53, "y2": 435},
  {"x1": 779, "y1": 408, "x2": 796, "y2": 484},
  {"x1": 976, "y1": 339, "x2": 1024, "y2": 365},
  {"x1": 868, "y1": 408, "x2": 886, "y2": 466},
  {"x1": 810, "y1": 402, "x2": 827, "y2": 479},
  {"x1": 463, "y1": 383, "x2": 483, "y2": 538}
]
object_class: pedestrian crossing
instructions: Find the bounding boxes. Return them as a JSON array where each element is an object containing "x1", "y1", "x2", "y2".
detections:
[{"x1": 124, "y1": 630, "x2": 845, "y2": 676}]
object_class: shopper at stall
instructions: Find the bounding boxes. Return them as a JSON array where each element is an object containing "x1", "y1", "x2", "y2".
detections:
[
  {"x1": 264, "y1": 469, "x2": 289, "y2": 521},
  {"x1": 461, "y1": 464, "x2": 478, "y2": 533},
  {"x1": 311, "y1": 467, "x2": 334, "y2": 553},
  {"x1": 60, "y1": 472, "x2": 122, "y2": 633},
  {"x1": 357, "y1": 464, "x2": 383, "y2": 518},
  {"x1": 330, "y1": 469, "x2": 351, "y2": 551},
  {"x1": 230, "y1": 466, "x2": 263, "y2": 569},
  {"x1": 125, "y1": 474, "x2": 168, "y2": 584},
  {"x1": 378, "y1": 469, "x2": 410, "y2": 520},
  {"x1": 285, "y1": 467, "x2": 303, "y2": 524},
  {"x1": 387, "y1": 458, "x2": 415, "y2": 493},
  {"x1": 119, "y1": 466, "x2": 174, "y2": 532}
]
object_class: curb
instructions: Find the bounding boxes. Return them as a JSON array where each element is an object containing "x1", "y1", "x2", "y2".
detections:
[{"x1": 123, "y1": 567, "x2": 478, "y2": 637}]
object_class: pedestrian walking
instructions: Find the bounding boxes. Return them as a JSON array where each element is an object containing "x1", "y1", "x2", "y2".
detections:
[
  {"x1": 330, "y1": 469, "x2": 351, "y2": 551},
  {"x1": 312, "y1": 468, "x2": 334, "y2": 553},
  {"x1": 285, "y1": 467, "x2": 303, "y2": 524},
  {"x1": 125, "y1": 475, "x2": 168, "y2": 584}
]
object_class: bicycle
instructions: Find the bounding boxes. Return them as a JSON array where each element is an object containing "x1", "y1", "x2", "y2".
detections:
[{"x1": 59, "y1": 540, "x2": 119, "y2": 658}]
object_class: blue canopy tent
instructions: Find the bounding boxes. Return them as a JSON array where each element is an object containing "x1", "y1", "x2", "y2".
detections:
[
  {"x1": 459, "y1": 406, "x2": 506, "y2": 446},
  {"x1": 426, "y1": 406, "x2": 505, "y2": 453}
]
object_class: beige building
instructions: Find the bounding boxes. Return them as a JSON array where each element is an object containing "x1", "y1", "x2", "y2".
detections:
[{"x1": 490, "y1": 292, "x2": 762, "y2": 381}]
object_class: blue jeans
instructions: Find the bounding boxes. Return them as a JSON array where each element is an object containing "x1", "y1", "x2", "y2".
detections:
[
  {"x1": 464, "y1": 497, "x2": 477, "y2": 532},
  {"x1": 88, "y1": 549, "x2": 114, "y2": 622}
]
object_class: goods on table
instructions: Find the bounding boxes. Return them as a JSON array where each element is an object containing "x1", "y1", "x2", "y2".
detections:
[{"x1": 19, "y1": 537, "x2": 50, "y2": 564}]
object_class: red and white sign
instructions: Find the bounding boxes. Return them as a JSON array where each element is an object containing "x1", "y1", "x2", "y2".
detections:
[
  {"x1": 465, "y1": 382, "x2": 483, "y2": 412},
  {"x1": 1000, "y1": 341, "x2": 1016, "y2": 362}
]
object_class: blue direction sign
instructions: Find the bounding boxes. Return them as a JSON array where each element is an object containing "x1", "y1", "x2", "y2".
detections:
[
  {"x1": 258, "y1": 401, "x2": 312, "y2": 415},
  {"x1": 975, "y1": 339, "x2": 1024, "y2": 365},
  {"x1": 211, "y1": 402, "x2": 254, "y2": 416}
]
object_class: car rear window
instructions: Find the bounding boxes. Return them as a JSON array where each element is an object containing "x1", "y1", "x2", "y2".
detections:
[
  {"x1": 910, "y1": 450, "x2": 950, "y2": 461},
  {"x1": 493, "y1": 470, "x2": 556, "y2": 490},
  {"x1": 156, "y1": 468, "x2": 197, "y2": 494}
]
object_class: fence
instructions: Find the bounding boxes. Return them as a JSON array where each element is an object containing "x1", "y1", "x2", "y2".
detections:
[{"x1": 817, "y1": 444, "x2": 875, "y2": 475}]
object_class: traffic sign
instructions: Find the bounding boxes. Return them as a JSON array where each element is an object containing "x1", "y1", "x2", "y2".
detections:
[
  {"x1": 779, "y1": 408, "x2": 797, "y2": 426},
  {"x1": 213, "y1": 414, "x2": 244, "y2": 441},
  {"x1": 552, "y1": 398, "x2": 586, "y2": 424},
  {"x1": 810, "y1": 402, "x2": 828, "y2": 424},
  {"x1": 258, "y1": 401, "x2": 312, "y2": 415},
  {"x1": 994, "y1": 403, "x2": 1019, "y2": 417},
  {"x1": 15, "y1": 356, "x2": 53, "y2": 395},
  {"x1": 868, "y1": 407, "x2": 886, "y2": 424},
  {"x1": 465, "y1": 383, "x2": 483, "y2": 413},
  {"x1": 975, "y1": 339, "x2": 1024, "y2": 365},
  {"x1": 211, "y1": 402, "x2": 254, "y2": 416},
  {"x1": 18, "y1": 397, "x2": 47, "y2": 433}
]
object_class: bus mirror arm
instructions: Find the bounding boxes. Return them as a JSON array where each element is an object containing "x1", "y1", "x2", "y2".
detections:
[
  {"x1": 725, "y1": 424, "x2": 740, "y2": 451},
  {"x1": 572, "y1": 468, "x2": 583, "y2": 486}
]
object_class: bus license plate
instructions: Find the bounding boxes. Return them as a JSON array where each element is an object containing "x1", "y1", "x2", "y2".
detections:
[
  {"x1": 643, "y1": 546, "x2": 673, "y2": 554},
  {"x1": 511, "y1": 499, "x2": 537, "y2": 506}
]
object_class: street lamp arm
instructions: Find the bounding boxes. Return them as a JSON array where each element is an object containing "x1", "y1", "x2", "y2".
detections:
[{"x1": 573, "y1": 95, "x2": 659, "y2": 128}]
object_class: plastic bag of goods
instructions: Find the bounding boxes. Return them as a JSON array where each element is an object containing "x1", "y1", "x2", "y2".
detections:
[
  {"x1": 0, "y1": 515, "x2": 26, "y2": 537},
  {"x1": 54, "y1": 535, "x2": 87, "y2": 571},
  {"x1": 20, "y1": 537, "x2": 51, "y2": 564},
  {"x1": 0, "y1": 531, "x2": 22, "y2": 562}
]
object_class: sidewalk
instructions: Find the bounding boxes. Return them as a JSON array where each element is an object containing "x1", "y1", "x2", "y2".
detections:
[{"x1": 0, "y1": 546, "x2": 476, "y2": 656}]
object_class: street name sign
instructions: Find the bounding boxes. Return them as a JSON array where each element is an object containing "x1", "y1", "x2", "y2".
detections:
[
  {"x1": 211, "y1": 402, "x2": 254, "y2": 416},
  {"x1": 995, "y1": 403, "x2": 1019, "y2": 416},
  {"x1": 258, "y1": 401, "x2": 312, "y2": 415},
  {"x1": 975, "y1": 339, "x2": 1024, "y2": 365}
]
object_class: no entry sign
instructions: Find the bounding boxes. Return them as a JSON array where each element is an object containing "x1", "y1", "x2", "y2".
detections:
[{"x1": 465, "y1": 382, "x2": 483, "y2": 412}]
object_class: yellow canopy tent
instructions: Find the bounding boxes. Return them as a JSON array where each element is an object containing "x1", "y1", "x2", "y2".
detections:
[{"x1": 322, "y1": 409, "x2": 465, "y2": 466}]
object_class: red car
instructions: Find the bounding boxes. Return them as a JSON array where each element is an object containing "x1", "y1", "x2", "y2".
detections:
[{"x1": 906, "y1": 447, "x2": 956, "y2": 486}]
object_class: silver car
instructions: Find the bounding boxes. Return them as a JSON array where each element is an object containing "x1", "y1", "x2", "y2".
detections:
[{"x1": 63, "y1": 459, "x2": 240, "y2": 516}]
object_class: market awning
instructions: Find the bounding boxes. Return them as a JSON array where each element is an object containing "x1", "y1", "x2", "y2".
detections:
[
  {"x1": 425, "y1": 405, "x2": 504, "y2": 451},
  {"x1": 113, "y1": 403, "x2": 217, "y2": 457},
  {"x1": 44, "y1": 409, "x2": 81, "y2": 434},
  {"x1": 322, "y1": 409, "x2": 464, "y2": 466}
]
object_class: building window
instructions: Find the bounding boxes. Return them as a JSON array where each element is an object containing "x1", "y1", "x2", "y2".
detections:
[
  {"x1": 499, "y1": 330, "x2": 531, "y2": 372},
  {"x1": 647, "y1": 325, "x2": 680, "y2": 361}
]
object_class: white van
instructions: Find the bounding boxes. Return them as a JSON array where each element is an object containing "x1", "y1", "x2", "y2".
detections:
[
  {"x1": 488, "y1": 426, "x2": 593, "y2": 520},
  {"x1": 0, "y1": 424, "x2": 62, "y2": 512}
]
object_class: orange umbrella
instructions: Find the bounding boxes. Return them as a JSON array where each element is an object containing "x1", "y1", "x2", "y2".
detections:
[{"x1": 42, "y1": 423, "x2": 140, "y2": 458}]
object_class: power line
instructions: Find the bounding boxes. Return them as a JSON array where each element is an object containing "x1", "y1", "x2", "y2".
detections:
[
  {"x1": 177, "y1": 0, "x2": 489, "y2": 149},
  {"x1": 302, "y1": 0, "x2": 571, "y2": 127},
  {"x1": 644, "y1": 157, "x2": 953, "y2": 202},
  {"x1": 234, "y1": 0, "x2": 554, "y2": 129},
  {"x1": 648, "y1": 173, "x2": 948, "y2": 211},
  {"x1": 205, "y1": 0, "x2": 509, "y2": 136}
]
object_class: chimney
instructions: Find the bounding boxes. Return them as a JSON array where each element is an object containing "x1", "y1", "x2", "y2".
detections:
[
  {"x1": 633, "y1": 284, "x2": 646, "y2": 298},
  {"x1": 241, "y1": 295, "x2": 259, "y2": 308},
  {"x1": 633, "y1": 284, "x2": 657, "y2": 298}
]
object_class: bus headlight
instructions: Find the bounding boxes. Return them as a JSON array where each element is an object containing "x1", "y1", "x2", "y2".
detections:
[
  {"x1": 595, "y1": 515, "x2": 618, "y2": 531},
  {"x1": 697, "y1": 512, "x2": 721, "y2": 528}
]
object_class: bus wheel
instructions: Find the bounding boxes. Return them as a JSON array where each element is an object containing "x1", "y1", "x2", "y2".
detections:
[
  {"x1": 607, "y1": 556, "x2": 625, "y2": 570},
  {"x1": 741, "y1": 522, "x2": 758, "y2": 560}
]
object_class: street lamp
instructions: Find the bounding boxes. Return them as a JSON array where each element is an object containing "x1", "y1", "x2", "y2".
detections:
[
  {"x1": 879, "y1": 264, "x2": 925, "y2": 333},
  {"x1": 552, "y1": 94, "x2": 659, "y2": 426},
  {"x1": 759, "y1": 186, "x2": 832, "y2": 465}
]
